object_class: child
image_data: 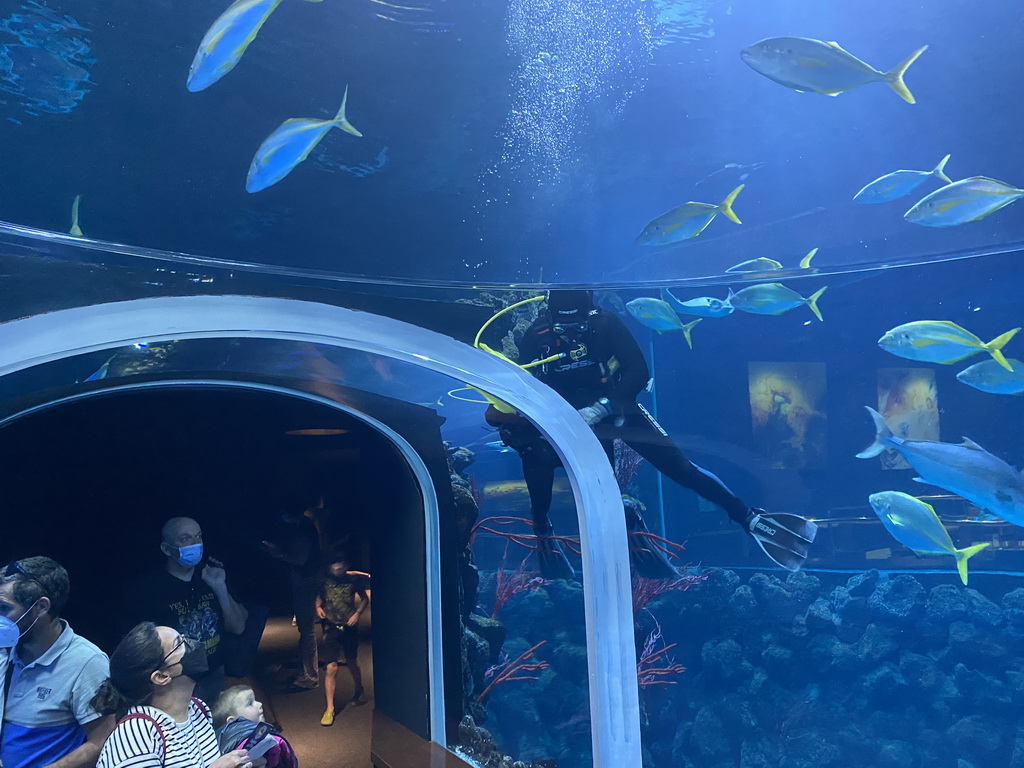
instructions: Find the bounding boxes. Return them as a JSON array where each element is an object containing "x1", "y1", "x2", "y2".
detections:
[
  {"x1": 212, "y1": 685, "x2": 298, "y2": 768},
  {"x1": 316, "y1": 552, "x2": 371, "y2": 726}
]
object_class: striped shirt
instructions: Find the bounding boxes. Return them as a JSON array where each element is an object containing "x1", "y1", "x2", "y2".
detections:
[{"x1": 96, "y1": 699, "x2": 220, "y2": 768}]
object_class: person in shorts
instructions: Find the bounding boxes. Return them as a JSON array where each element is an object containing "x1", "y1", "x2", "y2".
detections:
[{"x1": 315, "y1": 553, "x2": 369, "y2": 726}]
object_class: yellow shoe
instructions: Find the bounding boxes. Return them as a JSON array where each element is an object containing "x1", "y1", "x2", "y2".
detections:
[{"x1": 320, "y1": 710, "x2": 335, "y2": 727}]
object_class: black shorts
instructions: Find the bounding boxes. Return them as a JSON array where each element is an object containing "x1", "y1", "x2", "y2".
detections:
[{"x1": 322, "y1": 622, "x2": 359, "y2": 662}]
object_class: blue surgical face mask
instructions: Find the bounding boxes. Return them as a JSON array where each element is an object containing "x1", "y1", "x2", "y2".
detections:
[
  {"x1": 0, "y1": 598, "x2": 42, "y2": 648},
  {"x1": 176, "y1": 544, "x2": 203, "y2": 567}
]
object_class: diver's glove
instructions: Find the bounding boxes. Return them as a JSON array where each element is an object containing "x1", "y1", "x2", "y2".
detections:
[
  {"x1": 740, "y1": 508, "x2": 818, "y2": 573},
  {"x1": 577, "y1": 398, "x2": 613, "y2": 427}
]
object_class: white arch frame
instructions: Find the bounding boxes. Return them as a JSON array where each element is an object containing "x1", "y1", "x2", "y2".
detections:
[{"x1": 0, "y1": 295, "x2": 641, "y2": 767}]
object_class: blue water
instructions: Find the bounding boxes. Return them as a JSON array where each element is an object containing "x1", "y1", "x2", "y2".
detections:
[
  {"x1": 2, "y1": 1, "x2": 1024, "y2": 767},
  {"x1": 0, "y1": 0, "x2": 1020, "y2": 283}
]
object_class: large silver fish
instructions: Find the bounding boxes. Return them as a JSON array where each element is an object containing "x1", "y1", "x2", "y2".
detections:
[
  {"x1": 857, "y1": 406, "x2": 1024, "y2": 526},
  {"x1": 904, "y1": 176, "x2": 1024, "y2": 227},
  {"x1": 741, "y1": 37, "x2": 928, "y2": 104}
]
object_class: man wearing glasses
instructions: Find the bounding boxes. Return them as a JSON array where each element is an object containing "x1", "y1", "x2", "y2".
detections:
[{"x1": 0, "y1": 557, "x2": 113, "y2": 768}]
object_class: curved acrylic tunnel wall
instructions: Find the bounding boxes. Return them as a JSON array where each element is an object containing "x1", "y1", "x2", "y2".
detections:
[{"x1": 0, "y1": 296, "x2": 641, "y2": 768}]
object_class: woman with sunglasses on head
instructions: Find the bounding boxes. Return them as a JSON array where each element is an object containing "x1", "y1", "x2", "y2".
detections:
[{"x1": 90, "y1": 622, "x2": 255, "y2": 768}]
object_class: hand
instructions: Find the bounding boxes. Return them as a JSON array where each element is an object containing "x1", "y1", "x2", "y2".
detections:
[
  {"x1": 576, "y1": 402, "x2": 608, "y2": 427},
  {"x1": 316, "y1": 606, "x2": 327, "y2": 619},
  {"x1": 346, "y1": 613, "x2": 360, "y2": 627},
  {"x1": 260, "y1": 541, "x2": 281, "y2": 557},
  {"x1": 201, "y1": 562, "x2": 227, "y2": 589},
  {"x1": 208, "y1": 749, "x2": 250, "y2": 768}
]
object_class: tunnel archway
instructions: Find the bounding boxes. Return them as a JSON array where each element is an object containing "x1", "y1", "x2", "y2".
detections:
[{"x1": 0, "y1": 295, "x2": 641, "y2": 767}]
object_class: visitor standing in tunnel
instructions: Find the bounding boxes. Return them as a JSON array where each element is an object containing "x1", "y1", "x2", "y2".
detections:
[
  {"x1": 123, "y1": 517, "x2": 248, "y2": 705},
  {"x1": 315, "y1": 550, "x2": 370, "y2": 726},
  {"x1": 485, "y1": 289, "x2": 818, "y2": 577},
  {"x1": 260, "y1": 502, "x2": 323, "y2": 690},
  {"x1": 0, "y1": 557, "x2": 114, "y2": 768}
]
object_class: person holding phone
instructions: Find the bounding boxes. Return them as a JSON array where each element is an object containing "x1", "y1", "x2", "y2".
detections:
[
  {"x1": 92, "y1": 622, "x2": 253, "y2": 768},
  {"x1": 123, "y1": 518, "x2": 248, "y2": 705}
]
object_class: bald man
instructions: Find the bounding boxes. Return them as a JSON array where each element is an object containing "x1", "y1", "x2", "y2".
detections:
[{"x1": 123, "y1": 517, "x2": 248, "y2": 704}]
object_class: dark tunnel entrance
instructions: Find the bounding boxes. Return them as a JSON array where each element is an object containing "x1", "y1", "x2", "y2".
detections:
[{"x1": 0, "y1": 383, "x2": 446, "y2": 768}]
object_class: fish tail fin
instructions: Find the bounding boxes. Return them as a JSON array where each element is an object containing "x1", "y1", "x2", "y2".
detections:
[
  {"x1": 984, "y1": 327, "x2": 1021, "y2": 371},
  {"x1": 333, "y1": 85, "x2": 363, "y2": 137},
  {"x1": 932, "y1": 154, "x2": 953, "y2": 184},
  {"x1": 798, "y1": 248, "x2": 818, "y2": 270},
  {"x1": 806, "y1": 286, "x2": 827, "y2": 321},
  {"x1": 884, "y1": 45, "x2": 928, "y2": 104},
  {"x1": 719, "y1": 185, "x2": 744, "y2": 224},
  {"x1": 70, "y1": 194, "x2": 83, "y2": 236},
  {"x1": 856, "y1": 406, "x2": 892, "y2": 459},
  {"x1": 681, "y1": 318, "x2": 702, "y2": 349},
  {"x1": 953, "y1": 542, "x2": 990, "y2": 585}
]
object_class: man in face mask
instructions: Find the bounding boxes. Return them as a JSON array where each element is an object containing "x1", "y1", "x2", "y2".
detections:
[
  {"x1": 122, "y1": 517, "x2": 248, "y2": 705},
  {"x1": 0, "y1": 556, "x2": 114, "y2": 768}
]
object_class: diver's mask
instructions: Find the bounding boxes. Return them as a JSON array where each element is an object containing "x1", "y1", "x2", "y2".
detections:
[{"x1": 553, "y1": 320, "x2": 589, "y2": 344}]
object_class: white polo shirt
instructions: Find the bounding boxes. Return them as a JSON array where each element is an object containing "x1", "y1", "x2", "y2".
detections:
[{"x1": 0, "y1": 620, "x2": 109, "y2": 768}]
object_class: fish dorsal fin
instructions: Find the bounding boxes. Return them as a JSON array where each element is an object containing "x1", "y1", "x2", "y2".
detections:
[
  {"x1": 726, "y1": 287, "x2": 735, "y2": 300},
  {"x1": 961, "y1": 437, "x2": 985, "y2": 451},
  {"x1": 825, "y1": 41, "x2": 841, "y2": 48}
]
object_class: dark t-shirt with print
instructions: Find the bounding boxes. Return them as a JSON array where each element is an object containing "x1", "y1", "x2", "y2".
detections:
[
  {"x1": 320, "y1": 572, "x2": 370, "y2": 628},
  {"x1": 124, "y1": 568, "x2": 225, "y2": 675}
]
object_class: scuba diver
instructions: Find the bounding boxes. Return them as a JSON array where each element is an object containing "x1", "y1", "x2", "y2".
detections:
[{"x1": 484, "y1": 289, "x2": 817, "y2": 579}]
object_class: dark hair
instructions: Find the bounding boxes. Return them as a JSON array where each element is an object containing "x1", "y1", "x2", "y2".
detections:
[
  {"x1": 90, "y1": 622, "x2": 164, "y2": 718},
  {"x1": 1, "y1": 556, "x2": 71, "y2": 618}
]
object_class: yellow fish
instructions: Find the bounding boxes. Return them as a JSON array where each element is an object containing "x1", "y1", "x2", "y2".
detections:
[
  {"x1": 868, "y1": 492, "x2": 989, "y2": 585},
  {"x1": 741, "y1": 37, "x2": 927, "y2": 104},
  {"x1": 246, "y1": 87, "x2": 362, "y2": 193},
  {"x1": 904, "y1": 177, "x2": 1024, "y2": 227},
  {"x1": 69, "y1": 194, "x2": 83, "y2": 237},
  {"x1": 188, "y1": 0, "x2": 325, "y2": 92},
  {"x1": 636, "y1": 186, "x2": 743, "y2": 246},
  {"x1": 878, "y1": 321, "x2": 1020, "y2": 371}
]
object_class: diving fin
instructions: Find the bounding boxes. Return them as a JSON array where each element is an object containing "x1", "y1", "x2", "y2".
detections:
[
  {"x1": 626, "y1": 509, "x2": 678, "y2": 579},
  {"x1": 745, "y1": 509, "x2": 818, "y2": 573},
  {"x1": 535, "y1": 535, "x2": 574, "y2": 580}
]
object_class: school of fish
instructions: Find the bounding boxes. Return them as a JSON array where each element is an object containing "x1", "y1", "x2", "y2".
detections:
[{"x1": 161, "y1": 3, "x2": 1024, "y2": 585}]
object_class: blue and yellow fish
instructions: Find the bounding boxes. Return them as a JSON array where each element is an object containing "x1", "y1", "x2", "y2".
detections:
[
  {"x1": 729, "y1": 283, "x2": 827, "y2": 321},
  {"x1": 246, "y1": 86, "x2": 363, "y2": 193},
  {"x1": 854, "y1": 155, "x2": 952, "y2": 204},
  {"x1": 741, "y1": 37, "x2": 927, "y2": 104},
  {"x1": 904, "y1": 176, "x2": 1024, "y2": 227},
  {"x1": 626, "y1": 298, "x2": 702, "y2": 347},
  {"x1": 636, "y1": 186, "x2": 743, "y2": 246},
  {"x1": 188, "y1": 0, "x2": 325, "y2": 93},
  {"x1": 878, "y1": 320, "x2": 1019, "y2": 371},
  {"x1": 868, "y1": 491, "x2": 989, "y2": 585}
]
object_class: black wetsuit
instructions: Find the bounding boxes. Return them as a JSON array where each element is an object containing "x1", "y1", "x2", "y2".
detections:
[{"x1": 487, "y1": 308, "x2": 749, "y2": 531}]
